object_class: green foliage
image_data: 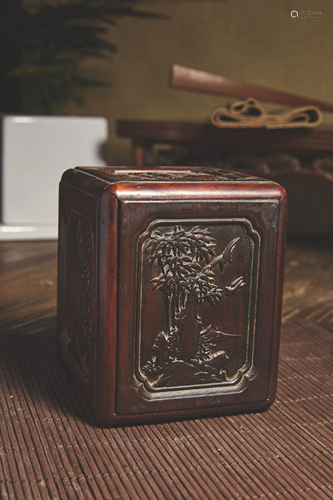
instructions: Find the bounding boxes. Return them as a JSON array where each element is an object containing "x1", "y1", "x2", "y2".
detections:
[{"x1": 1, "y1": 0, "x2": 168, "y2": 114}]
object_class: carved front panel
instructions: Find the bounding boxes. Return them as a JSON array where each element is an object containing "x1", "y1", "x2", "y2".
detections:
[
  {"x1": 135, "y1": 219, "x2": 260, "y2": 397},
  {"x1": 65, "y1": 209, "x2": 93, "y2": 380}
]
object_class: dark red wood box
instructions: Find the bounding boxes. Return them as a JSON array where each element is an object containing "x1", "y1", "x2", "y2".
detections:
[{"x1": 58, "y1": 166, "x2": 287, "y2": 425}]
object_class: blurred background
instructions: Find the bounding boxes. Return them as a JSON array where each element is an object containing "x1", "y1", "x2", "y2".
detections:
[
  {"x1": 2, "y1": 0, "x2": 333, "y2": 165},
  {"x1": 1, "y1": 0, "x2": 333, "y2": 325}
]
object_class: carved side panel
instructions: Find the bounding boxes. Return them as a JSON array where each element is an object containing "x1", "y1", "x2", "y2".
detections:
[
  {"x1": 65, "y1": 209, "x2": 93, "y2": 379},
  {"x1": 135, "y1": 218, "x2": 260, "y2": 396}
]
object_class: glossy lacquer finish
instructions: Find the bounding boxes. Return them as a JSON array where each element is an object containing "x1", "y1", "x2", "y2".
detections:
[{"x1": 57, "y1": 166, "x2": 287, "y2": 425}]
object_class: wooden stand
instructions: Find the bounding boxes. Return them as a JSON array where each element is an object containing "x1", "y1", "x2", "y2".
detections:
[{"x1": 117, "y1": 120, "x2": 333, "y2": 233}]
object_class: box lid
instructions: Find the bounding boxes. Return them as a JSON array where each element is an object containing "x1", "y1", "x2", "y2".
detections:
[
  {"x1": 76, "y1": 166, "x2": 265, "y2": 183},
  {"x1": 74, "y1": 166, "x2": 286, "y2": 202}
]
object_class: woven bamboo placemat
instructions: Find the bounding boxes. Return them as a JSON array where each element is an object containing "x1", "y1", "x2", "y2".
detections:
[{"x1": 0, "y1": 320, "x2": 332, "y2": 499}]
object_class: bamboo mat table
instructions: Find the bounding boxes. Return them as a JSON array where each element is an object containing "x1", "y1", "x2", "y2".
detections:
[{"x1": 1, "y1": 240, "x2": 333, "y2": 499}]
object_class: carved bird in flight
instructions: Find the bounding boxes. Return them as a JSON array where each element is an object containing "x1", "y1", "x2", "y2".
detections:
[{"x1": 225, "y1": 277, "x2": 246, "y2": 295}]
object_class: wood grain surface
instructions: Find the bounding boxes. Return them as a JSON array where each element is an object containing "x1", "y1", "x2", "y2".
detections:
[
  {"x1": 0, "y1": 296, "x2": 332, "y2": 498},
  {"x1": 283, "y1": 235, "x2": 333, "y2": 323},
  {"x1": 0, "y1": 241, "x2": 57, "y2": 336},
  {"x1": 1, "y1": 240, "x2": 333, "y2": 498}
]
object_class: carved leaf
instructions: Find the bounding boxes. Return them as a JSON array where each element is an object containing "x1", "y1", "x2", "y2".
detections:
[
  {"x1": 186, "y1": 226, "x2": 217, "y2": 262},
  {"x1": 191, "y1": 268, "x2": 223, "y2": 304}
]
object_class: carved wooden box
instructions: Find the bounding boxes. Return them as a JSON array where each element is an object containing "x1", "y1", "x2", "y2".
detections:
[{"x1": 58, "y1": 166, "x2": 287, "y2": 425}]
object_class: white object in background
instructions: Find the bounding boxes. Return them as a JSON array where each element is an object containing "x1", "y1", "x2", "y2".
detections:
[{"x1": 0, "y1": 115, "x2": 108, "y2": 240}]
